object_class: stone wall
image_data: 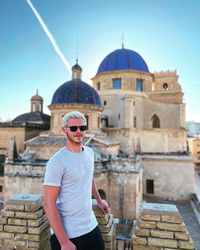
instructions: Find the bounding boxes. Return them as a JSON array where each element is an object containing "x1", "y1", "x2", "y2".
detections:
[
  {"x1": 142, "y1": 154, "x2": 195, "y2": 198},
  {"x1": 4, "y1": 162, "x2": 46, "y2": 202},
  {"x1": 0, "y1": 127, "x2": 25, "y2": 155},
  {"x1": 103, "y1": 128, "x2": 187, "y2": 154},
  {"x1": 132, "y1": 202, "x2": 195, "y2": 249},
  {"x1": 94, "y1": 158, "x2": 143, "y2": 220}
]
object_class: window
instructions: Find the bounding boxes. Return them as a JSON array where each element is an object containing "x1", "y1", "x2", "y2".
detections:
[
  {"x1": 134, "y1": 116, "x2": 137, "y2": 128},
  {"x1": 104, "y1": 100, "x2": 107, "y2": 106},
  {"x1": 113, "y1": 79, "x2": 121, "y2": 89},
  {"x1": 0, "y1": 186, "x2": 2, "y2": 192},
  {"x1": 136, "y1": 79, "x2": 143, "y2": 91},
  {"x1": 133, "y1": 101, "x2": 135, "y2": 106},
  {"x1": 152, "y1": 115, "x2": 160, "y2": 128},
  {"x1": 97, "y1": 82, "x2": 100, "y2": 90},
  {"x1": 146, "y1": 179, "x2": 154, "y2": 194},
  {"x1": 163, "y1": 83, "x2": 168, "y2": 90},
  {"x1": 32, "y1": 103, "x2": 36, "y2": 112},
  {"x1": 98, "y1": 189, "x2": 106, "y2": 199},
  {"x1": 39, "y1": 103, "x2": 42, "y2": 112},
  {"x1": 73, "y1": 71, "x2": 77, "y2": 79}
]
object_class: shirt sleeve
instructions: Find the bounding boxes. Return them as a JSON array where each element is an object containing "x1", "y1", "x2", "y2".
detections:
[{"x1": 44, "y1": 157, "x2": 64, "y2": 186}]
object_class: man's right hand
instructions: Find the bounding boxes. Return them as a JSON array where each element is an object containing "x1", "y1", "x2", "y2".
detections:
[{"x1": 61, "y1": 240, "x2": 77, "y2": 250}]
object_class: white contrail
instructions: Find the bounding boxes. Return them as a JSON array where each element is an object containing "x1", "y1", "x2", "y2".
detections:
[{"x1": 27, "y1": 0, "x2": 71, "y2": 73}]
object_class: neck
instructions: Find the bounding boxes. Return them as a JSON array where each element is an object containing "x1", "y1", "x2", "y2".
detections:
[{"x1": 66, "y1": 143, "x2": 83, "y2": 152}]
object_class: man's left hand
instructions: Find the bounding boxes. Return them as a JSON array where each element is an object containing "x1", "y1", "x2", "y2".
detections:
[{"x1": 97, "y1": 200, "x2": 109, "y2": 215}]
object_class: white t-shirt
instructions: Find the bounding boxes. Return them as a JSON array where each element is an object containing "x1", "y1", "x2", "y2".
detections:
[{"x1": 44, "y1": 146, "x2": 98, "y2": 238}]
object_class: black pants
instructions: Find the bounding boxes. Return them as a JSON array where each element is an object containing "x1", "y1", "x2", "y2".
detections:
[{"x1": 50, "y1": 226, "x2": 105, "y2": 250}]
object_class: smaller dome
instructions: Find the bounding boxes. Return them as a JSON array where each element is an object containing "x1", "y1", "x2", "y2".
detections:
[
  {"x1": 12, "y1": 112, "x2": 50, "y2": 125},
  {"x1": 31, "y1": 90, "x2": 43, "y2": 102},
  {"x1": 51, "y1": 80, "x2": 102, "y2": 106}
]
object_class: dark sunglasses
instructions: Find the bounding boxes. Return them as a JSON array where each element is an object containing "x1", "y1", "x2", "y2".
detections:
[{"x1": 67, "y1": 125, "x2": 87, "y2": 132}]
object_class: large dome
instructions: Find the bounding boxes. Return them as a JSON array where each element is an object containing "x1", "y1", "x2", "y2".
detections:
[
  {"x1": 51, "y1": 80, "x2": 102, "y2": 106},
  {"x1": 96, "y1": 48, "x2": 149, "y2": 75}
]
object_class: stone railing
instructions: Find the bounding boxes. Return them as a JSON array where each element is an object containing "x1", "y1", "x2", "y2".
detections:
[{"x1": 0, "y1": 195, "x2": 116, "y2": 250}]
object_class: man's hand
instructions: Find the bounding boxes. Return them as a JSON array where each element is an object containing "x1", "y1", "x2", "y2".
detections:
[
  {"x1": 97, "y1": 200, "x2": 109, "y2": 215},
  {"x1": 61, "y1": 240, "x2": 77, "y2": 250}
]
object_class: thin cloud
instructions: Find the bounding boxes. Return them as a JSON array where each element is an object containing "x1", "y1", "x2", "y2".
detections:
[{"x1": 27, "y1": 0, "x2": 71, "y2": 73}]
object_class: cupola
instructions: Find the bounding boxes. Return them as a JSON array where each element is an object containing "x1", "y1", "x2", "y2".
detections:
[
  {"x1": 72, "y1": 59, "x2": 82, "y2": 80},
  {"x1": 31, "y1": 90, "x2": 43, "y2": 112}
]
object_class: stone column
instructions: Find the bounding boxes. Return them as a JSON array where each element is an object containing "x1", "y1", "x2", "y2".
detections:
[
  {"x1": 0, "y1": 194, "x2": 50, "y2": 250},
  {"x1": 132, "y1": 202, "x2": 195, "y2": 249},
  {"x1": 92, "y1": 199, "x2": 116, "y2": 250}
]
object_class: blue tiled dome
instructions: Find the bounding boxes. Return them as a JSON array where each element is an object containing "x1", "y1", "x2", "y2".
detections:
[
  {"x1": 96, "y1": 48, "x2": 149, "y2": 75},
  {"x1": 51, "y1": 80, "x2": 102, "y2": 106}
]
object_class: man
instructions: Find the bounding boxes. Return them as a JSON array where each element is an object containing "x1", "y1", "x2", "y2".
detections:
[{"x1": 44, "y1": 111, "x2": 109, "y2": 250}]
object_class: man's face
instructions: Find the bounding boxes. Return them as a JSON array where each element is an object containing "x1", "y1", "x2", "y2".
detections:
[{"x1": 63, "y1": 118, "x2": 86, "y2": 145}]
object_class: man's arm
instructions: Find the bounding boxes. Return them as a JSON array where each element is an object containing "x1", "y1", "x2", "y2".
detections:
[
  {"x1": 44, "y1": 185, "x2": 76, "y2": 250},
  {"x1": 92, "y1": 179, "x2": 109, "y2": 214}
]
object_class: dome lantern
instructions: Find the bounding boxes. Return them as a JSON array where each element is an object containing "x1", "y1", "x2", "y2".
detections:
[
  {"x1": 31, "y1": 90, "x2": 43, "y2": 113},
  {"x1": 72, "y1": 59, "x2": 82, "y2": 80}
]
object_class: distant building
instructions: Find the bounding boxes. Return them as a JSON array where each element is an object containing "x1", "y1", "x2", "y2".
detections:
[
  {"x1": 187, "y1": 135, "x2": 200, "y2": 168},
  {"x1": 0, "y1": 90, "x2": 50, "y2": 155},
  {"x1": 0, "y1": 90, "x2": 50, "y2": 199},
  {"x1": 186, "y1": 120, "x2": 200, "y2": 136}
]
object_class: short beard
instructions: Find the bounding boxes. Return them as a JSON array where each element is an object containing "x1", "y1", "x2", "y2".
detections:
[{"x1": 66, "y1": 132, "x2": 83, "y2": 145}]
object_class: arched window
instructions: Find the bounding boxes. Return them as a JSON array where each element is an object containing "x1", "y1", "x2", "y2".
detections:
[
  {"x1": 136, "y1": 79, "x2": 143, "y2": 91},
  {"x1": 98, "y1": 189, "x2": 106, "y2": 199},
  {"x1": 32, "y1": 103, "x2": 36, "y2": 112},
  {"x1": 163, "y1": 83, "x2": 168, "y2": 91},
  {"x1": 39, "y1": 103, "x2": 42, "y2": 112},
  {"x1": 151, "y1": 115, "x2": 160, "y2": 128}
]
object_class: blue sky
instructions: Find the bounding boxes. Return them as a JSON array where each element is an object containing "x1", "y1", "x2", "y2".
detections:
[{"x1": 0, "y1": 0, "x2": 200, "y2": 122}]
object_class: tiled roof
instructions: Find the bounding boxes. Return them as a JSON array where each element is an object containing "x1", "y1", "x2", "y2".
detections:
[{"x1": 12, "y1": 112, "x2": 50, "y2": 125}]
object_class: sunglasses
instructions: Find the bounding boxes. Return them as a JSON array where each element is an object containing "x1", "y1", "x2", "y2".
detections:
[{"x1": 67, "y1": 125, "x2": 87, "y2": 132}]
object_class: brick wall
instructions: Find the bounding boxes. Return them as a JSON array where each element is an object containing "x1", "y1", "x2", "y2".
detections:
[
  {"x1": 132, "y1": 202, "x2": 195, "y2": 249},
  {"x1": 0, "y1": 195, "x2": 116, "y2": 250},
  {"x1": 0, "y1": 194, "x2": 50, "y2": 250}
]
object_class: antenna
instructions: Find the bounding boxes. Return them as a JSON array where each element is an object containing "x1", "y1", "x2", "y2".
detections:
[
  {"x1": 76, "y1": 50, "x2": 79, "y2": 64},
  {"x1": 76, "y1": 33, "x2": 79, "y2": 64},
  {"x1": 121, "y1": 32, "x2": 124, "y2": 48}
]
